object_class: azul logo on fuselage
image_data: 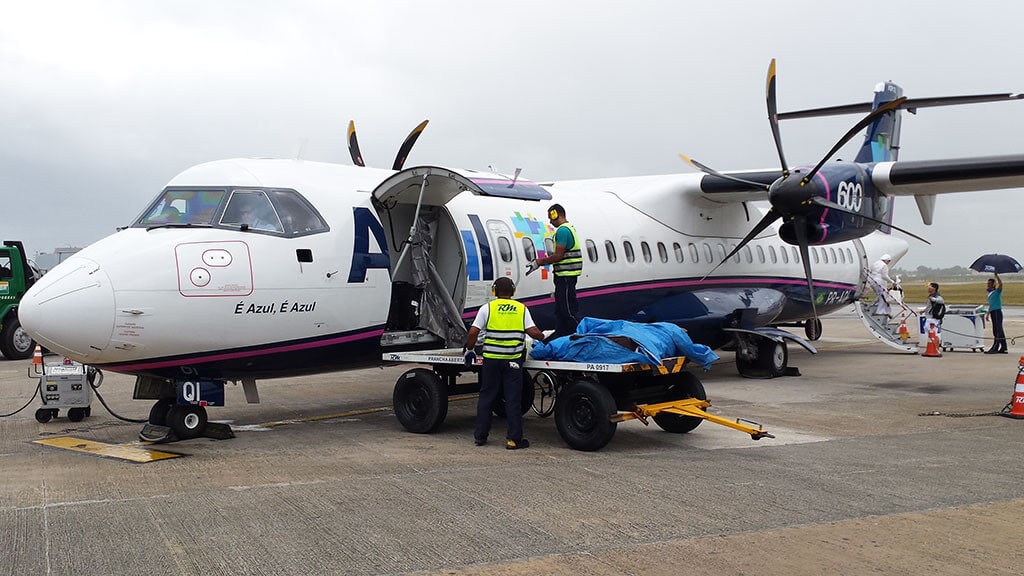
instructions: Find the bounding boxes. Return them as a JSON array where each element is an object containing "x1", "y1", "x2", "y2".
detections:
[{"x1": 349, "y1": 207, "x2": 389, "y2": 283}]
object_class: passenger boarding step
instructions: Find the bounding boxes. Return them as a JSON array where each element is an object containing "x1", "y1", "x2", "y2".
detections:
[
  {"x1": 852, "y1": 300, "x2": 917, "y2": 353},
  {"x1": 381, "y1": 329, "x2": 443, "y2": 348}
]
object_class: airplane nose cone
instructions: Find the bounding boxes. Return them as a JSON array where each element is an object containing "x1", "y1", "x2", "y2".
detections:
[{"x1": 19, "y1": 258, "x2": 115, "y2": 361}]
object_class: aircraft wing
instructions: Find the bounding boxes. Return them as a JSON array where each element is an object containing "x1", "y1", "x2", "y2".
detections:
[
  {"x1": 870, "y1": 153, "x2": 1024, "y2": 196},
  {"x1": 696, "y1": 154, "x2": 1024, "y2": 202}
]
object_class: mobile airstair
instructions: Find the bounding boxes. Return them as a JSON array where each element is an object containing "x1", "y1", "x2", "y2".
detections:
[{"x1": 852, "y1": 278, "x2": 918, "y2": 353}]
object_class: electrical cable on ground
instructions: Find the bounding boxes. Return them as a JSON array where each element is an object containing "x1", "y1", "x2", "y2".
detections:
[
  {"x1": 0, "y1": 381, "x2": 41, "y2": 418},
  {"x1": 88, "y1": 369, "x2": 147, "y2": 423},
  {"x1": 919, "y1": 403, "x2": 1013, "y2": 418}
]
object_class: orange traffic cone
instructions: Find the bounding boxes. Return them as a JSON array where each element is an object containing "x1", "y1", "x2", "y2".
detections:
[
  {"x1": 1002, "y1": 356, "x2": 1024, "y2": 419},
  {"x1": 897, "y1": 320, "x2": 909, "y2": 342},
  {"x1": 921, "y1": 322, "x2": 942, "y2": 358},
  {"x1": 31, "y1": 345, "x2": 42, "y2": 366}
]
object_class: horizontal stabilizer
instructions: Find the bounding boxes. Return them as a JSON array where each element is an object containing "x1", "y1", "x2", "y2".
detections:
[{"x1": 779, "y1": 93, "x2": 1023, "y2": 120}]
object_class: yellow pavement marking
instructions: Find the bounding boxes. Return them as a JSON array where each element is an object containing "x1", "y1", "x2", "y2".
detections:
[{"x1": 34, "y1": 437, "x2": 181, "y2": 463}]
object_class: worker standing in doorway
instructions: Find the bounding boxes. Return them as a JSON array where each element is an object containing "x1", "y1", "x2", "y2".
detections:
[
  {"x1": 526, "y1": 204, "x2": 583, "y2": 339},
  {"x1": 463, "y1": 277, "x2": 546, "y2": 450}
]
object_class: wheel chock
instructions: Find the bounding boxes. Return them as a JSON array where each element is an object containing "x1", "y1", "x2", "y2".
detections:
[
  {"x1": 203, "y1": 422, "x2": 235, "y2": 440},
  {"x1": 139, "y1": 423, "x2": 175, "y2": 443},
  {"x1": 139, "y1": 422, "x2": 234, "y2": 443}
]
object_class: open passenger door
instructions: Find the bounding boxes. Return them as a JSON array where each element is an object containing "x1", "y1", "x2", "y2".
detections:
[{"x1": 371, "y1": 166, "x2": 551, "y2": 350}]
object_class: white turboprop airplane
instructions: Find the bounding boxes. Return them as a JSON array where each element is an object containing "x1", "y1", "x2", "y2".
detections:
[{"x1": 18, "y1": 62, "x2": 1024, "y2": 440}]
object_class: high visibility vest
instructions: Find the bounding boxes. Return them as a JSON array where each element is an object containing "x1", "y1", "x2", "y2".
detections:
[
  {"x1": 552, "y1": 223, "x2": 582, "y2": 277},
  {"x1": 482, "y1": 298, "x2": 527, "y2": 360}
]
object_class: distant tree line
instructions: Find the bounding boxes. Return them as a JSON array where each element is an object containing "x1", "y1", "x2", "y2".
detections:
[{"x1": 892, "y1": 265, "x2": 975, "y2": 279}]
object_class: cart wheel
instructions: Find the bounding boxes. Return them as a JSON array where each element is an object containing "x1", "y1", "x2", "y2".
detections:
[
  {"x1": 35, "y1": 408, "x2": 54, "y2": 423},
  {"x1": 393, "y1": 368, "x2": 448, "y2": 434},
  {"x1": 555, "y1": 378, "x2": 617, "y2": 451},
  {"x1": 531, "y1": 371, "x2": 558, "y2": 418},
  {"x1": 653, "y1": 372, "x2": 707, "y2": 434},
  {"x1": 67, "y1": 407, "x2": 87, "y2": 422}
]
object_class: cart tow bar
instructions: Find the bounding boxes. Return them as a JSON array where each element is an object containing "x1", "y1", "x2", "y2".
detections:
[{"x1": 612, "y1": 398, "x2": 774, "y2": 440}]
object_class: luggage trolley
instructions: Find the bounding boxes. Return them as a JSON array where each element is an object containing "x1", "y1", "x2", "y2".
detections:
[
  {"x1": 922, "y1": 305, "x2": 987, "y2": 352},
  {"x1": 384, "y1": 348, "x2": 773, "y2": 451}
]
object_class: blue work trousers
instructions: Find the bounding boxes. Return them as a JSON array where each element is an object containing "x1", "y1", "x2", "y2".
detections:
[
  {"x1": 475, "y1": 358, "x2": 525, "y2": 443},
  {"x1": 552, "y1": 274, "x2": 579, "y2": 339}
]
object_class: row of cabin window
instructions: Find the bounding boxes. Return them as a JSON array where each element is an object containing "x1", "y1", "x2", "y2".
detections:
[{"x1": 511, "y1": 236, "x2": 856, "y2": 267}]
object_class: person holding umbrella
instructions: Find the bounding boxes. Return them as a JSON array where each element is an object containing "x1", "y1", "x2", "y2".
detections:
[
  {"x1": 970, "y1": 253, "x2": 1019, "y2": 354},
  {"x1": 984, "y1": 272, "x2": 1007, "y2": 354}
]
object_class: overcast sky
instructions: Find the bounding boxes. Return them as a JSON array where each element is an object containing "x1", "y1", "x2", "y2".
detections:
[{"x1": 2, "y1": 1, "x2": 1022, "y2": 269}]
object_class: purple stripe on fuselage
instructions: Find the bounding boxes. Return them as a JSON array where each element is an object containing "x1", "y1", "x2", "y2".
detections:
[
  {"x1": 577, "y1": 276, "x2": 854, "y2": 298},
  {"x1": 107, "y1": 327, "x2": 385, "y2": 372},
  {"x1": 461, "y1": 275, "x2": 857, "y2": 318}
]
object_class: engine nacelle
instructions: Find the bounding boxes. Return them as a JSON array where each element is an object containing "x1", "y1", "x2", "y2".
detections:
[{"x1": 776, "y1": 162, "x2": 890, "y2": 246}]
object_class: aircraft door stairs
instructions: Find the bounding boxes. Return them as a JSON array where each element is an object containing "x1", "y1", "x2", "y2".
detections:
[
  {"x1": 373, "y1": 167, "x2": 472, "y2": 350},
  {"x1": 372, "y1": 166, "x2": 554, "y2": 351},
  {"x1": 851, "y1": 247, "x2": 917, "y2": 353}
]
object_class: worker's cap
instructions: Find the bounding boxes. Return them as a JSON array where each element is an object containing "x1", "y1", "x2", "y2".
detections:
[{"x1": 881, "y1": 254, "x2": 891, "y2": 261}]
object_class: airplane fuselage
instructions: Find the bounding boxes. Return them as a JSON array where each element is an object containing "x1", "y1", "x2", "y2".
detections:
[{"x1": 20, "y1": 158, "x2": 906, "y2": 380}]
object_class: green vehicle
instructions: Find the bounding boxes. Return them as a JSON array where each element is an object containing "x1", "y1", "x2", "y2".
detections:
[{"x1": 0, "y1": 241, "x2": 40, "y2": 360}]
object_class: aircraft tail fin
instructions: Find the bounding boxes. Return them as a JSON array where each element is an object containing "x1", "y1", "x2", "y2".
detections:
[
  {"x1": 856, "y1": 82, "x2": 903, "y2": 233},
  {"x1": 854, "y1": 82, "x2": 904, "y2": 164}
]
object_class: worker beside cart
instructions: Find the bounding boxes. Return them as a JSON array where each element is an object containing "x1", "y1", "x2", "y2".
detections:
[{"x1": 464, "y1": 277, "x2": 546, "y2": 450}]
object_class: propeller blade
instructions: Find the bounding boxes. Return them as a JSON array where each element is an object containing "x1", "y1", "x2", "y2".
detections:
[
  {"x1": 701, "y1": 209, "x2": 781, "y2": 280},
  {"x1": 792, "y1": 215, "x2": 818, "y2": 320},
  {"x1": 800, "y1": 96, "x2": 908, "y2": 185},
  {"x1": 679, "y1": 154, "x2": 770, "y2": 190},
  {"x1": 808, "y1": 197, "x2": 931, "y2": 244},
  {"x1": 392, "y1": 119, "x2": 429, "y2": 171},
  {"x1": 766, "y1": 58, "x2": 789, "y2": 178},
  {"x1": 347, "y1": 120, "x2": 365, "y2": 167}
]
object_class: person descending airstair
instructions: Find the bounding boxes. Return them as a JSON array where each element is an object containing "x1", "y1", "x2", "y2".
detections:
[{"x1": 853, "y1": 269, "x2": 918, "y2": 353}]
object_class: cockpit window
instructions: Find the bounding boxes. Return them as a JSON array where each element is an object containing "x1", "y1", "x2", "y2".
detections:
[
  {"x1": 221, "y1": 190, "x2": 284, "y2": 233},
  {"x1": 134, "y1": 187, "x2": 328, "y2": 236},
  {"x1": 266, "y1": 189, "x2": 328, "y2": 236},
  {"x1": 137, "y1": 189, "x2": 226, "y2": 226}
]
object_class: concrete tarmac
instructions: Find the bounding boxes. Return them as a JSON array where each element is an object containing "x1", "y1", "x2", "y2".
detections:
[{"x1": 2, "y1": 310, "x2": 1023, "y2": 575}]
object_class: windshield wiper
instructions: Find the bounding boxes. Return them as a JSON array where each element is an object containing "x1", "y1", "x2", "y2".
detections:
[{"x1": 145, "y1": 223, "x2": 214, "y2": 231}]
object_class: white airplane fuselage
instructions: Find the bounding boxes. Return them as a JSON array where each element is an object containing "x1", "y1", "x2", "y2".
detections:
[{"x1": 20, "y1": 158, "x2": 907, "y2": 380}]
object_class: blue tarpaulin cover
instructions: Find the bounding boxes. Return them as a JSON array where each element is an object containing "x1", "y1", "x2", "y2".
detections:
[{"x1": 529, "y1": 317, "x2": 720, "y2": 370}]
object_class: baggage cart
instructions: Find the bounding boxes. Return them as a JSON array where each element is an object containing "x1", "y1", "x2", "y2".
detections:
[
  {"x1": 383, "y1": 348, "x2": 772, "y2": 451},
  {"x1": 937, "y1": 304, "x2": 987, "y2": 352}
]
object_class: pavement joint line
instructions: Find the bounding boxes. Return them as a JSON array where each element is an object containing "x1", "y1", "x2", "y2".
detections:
[{"x1": 254, "y1": 394, "x2": 478, "y2": 428}]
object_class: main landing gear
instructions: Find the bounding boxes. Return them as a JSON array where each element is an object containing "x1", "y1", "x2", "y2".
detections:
[{"x1": 735, "y1": 336, "x2": 791, "y2": 379}]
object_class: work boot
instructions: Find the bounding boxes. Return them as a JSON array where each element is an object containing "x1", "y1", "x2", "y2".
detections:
[{"x1": 505, "y1": 438, "x2": 530, "y2": 450}]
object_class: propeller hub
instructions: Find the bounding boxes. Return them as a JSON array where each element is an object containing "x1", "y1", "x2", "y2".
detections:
[{"x1": 768, "y1": 172, "x2": 817, "y2": 214}]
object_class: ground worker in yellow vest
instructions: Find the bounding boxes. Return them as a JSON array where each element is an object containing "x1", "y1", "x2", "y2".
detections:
[
  {"x1": 526, "y1": 203, "x2": 582, "y2": 339},
  {"x1": 463, "y1": 277, "x2": 546, "y2": 449}
]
